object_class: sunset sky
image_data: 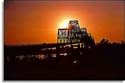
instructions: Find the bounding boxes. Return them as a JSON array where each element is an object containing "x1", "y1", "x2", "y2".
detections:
[{"x1": 5, "y1": 0, "x2": 124, "y2": 45}]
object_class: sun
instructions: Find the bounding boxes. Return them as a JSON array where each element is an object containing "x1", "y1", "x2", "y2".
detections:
[{"x1": 58, "y1": 19, "x2": 69, "y2": 29}]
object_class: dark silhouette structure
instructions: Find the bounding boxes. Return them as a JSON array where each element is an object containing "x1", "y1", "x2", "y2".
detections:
[
  {"x1": 4, "y1": 20, "x2": 125, "y2": 80},
  {"x1": 57, "y1": 20, "x2": 95, "y2": 48}
]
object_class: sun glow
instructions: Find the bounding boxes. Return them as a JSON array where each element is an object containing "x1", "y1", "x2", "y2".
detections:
[{"x1": 58, "y1": 19, "x2": 69, "y2": 29}]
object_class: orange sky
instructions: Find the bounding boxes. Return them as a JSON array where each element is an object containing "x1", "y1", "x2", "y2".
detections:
[{"x1": 5, "y1": 1, "x2": 124, "y2": 45}]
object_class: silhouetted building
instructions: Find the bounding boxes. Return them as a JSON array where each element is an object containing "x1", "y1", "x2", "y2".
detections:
[{"x1": 57, "y1": 20, "x2": 95, "y2": 47}]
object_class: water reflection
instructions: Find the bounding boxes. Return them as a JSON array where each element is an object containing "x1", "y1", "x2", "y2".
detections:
[
  {"x1": 59, "y1": 53, "x2": 67, "y2": 56},
  {"x1": 16, "y1": 54, "x2": 47, "y2": 60},
  {"x1": 16, "y1": 55, "x2": 24, "y2": 60},
  {"x1": 15, "y1": 53, "x2": 58, "y2": 61},
  {"x1": 7, "y1": 52, "x2": 69, "y2": 63},
  {"x1": 51, "y1": 54, "x2": 56, "y2": 57}
]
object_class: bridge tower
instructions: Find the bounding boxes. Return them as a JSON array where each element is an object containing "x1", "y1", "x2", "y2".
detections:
[{"x1": 57, "y1": 20, "x2": 95, "y2": 47}]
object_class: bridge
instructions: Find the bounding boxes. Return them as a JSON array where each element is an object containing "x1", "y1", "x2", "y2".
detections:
[{"x1": 4, "y1": 20, "x2": 95, "y2": 63}]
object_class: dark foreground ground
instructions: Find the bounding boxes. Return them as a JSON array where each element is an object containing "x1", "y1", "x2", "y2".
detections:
[{"x1": 4, "y1": 43, "x2": 125, "y2": 80}]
